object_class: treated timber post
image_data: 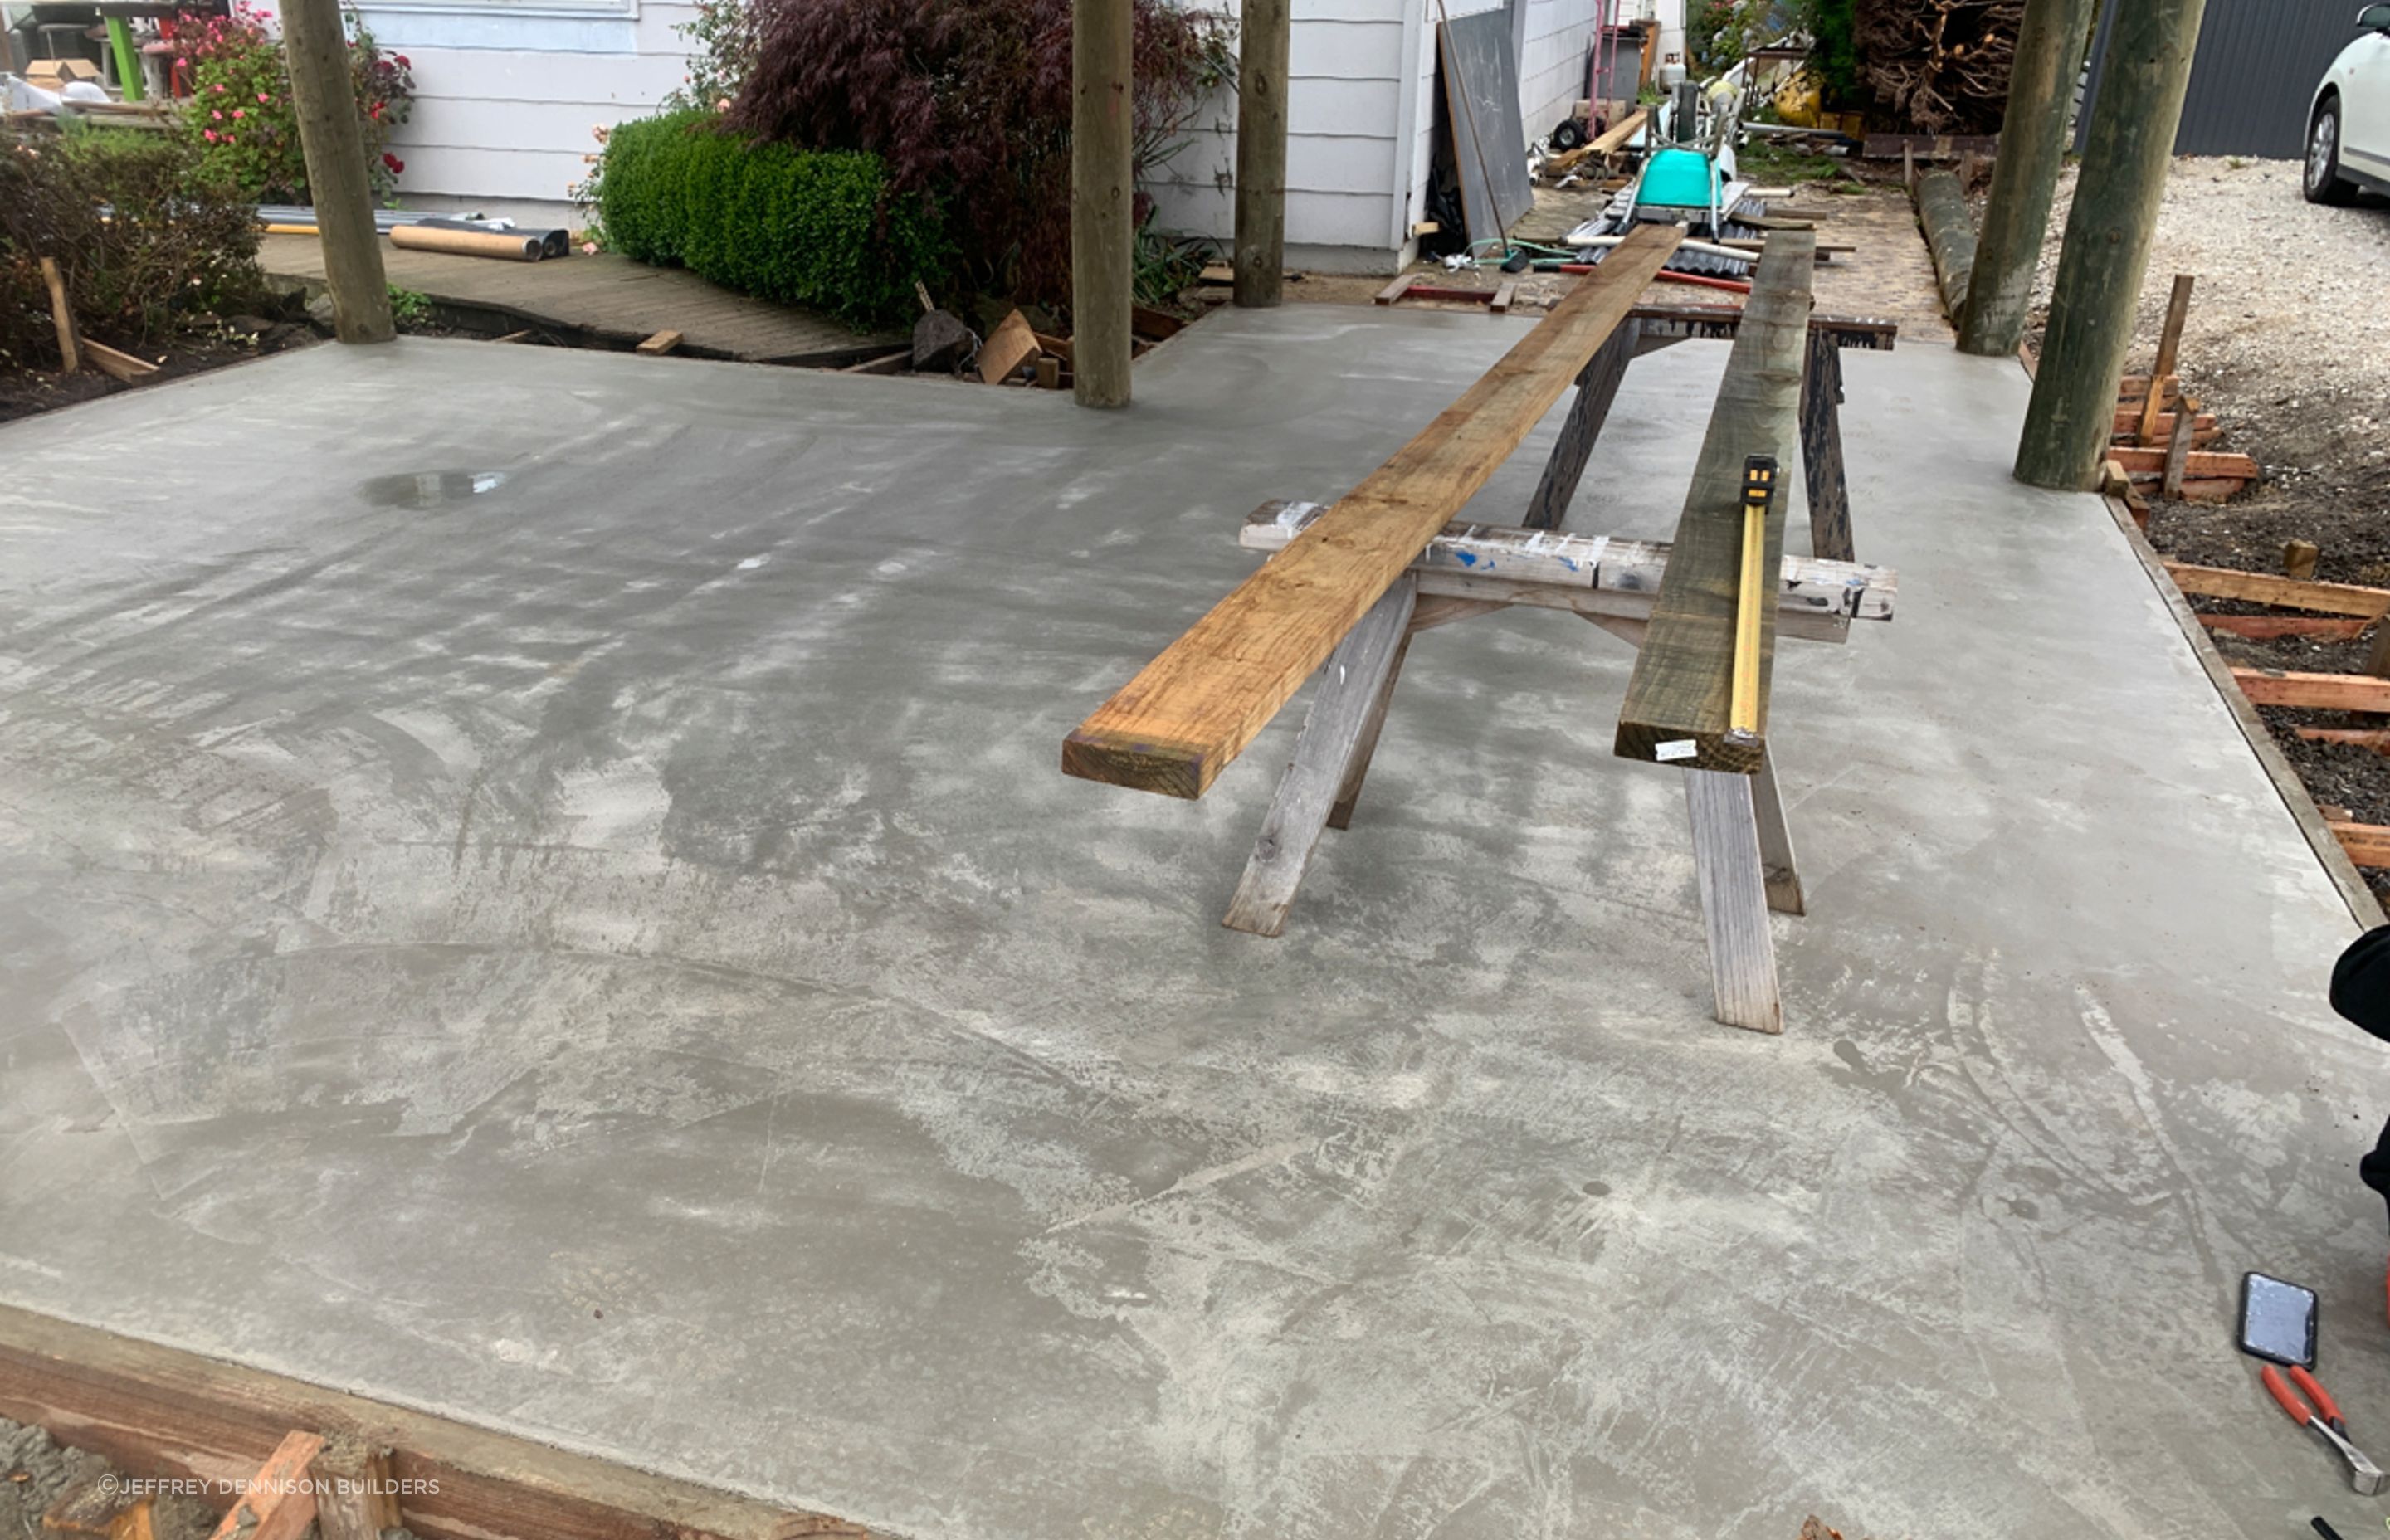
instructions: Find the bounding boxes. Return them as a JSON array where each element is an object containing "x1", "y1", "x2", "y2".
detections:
[
  {"x1": 1073, "y1": 0, "x2": 1134, "y2": 407},
  {"x1": 1233, "y1": 0, "x2": 1290, "y2": 307},
  {"x1": 279, "y1": 0, "x2": 390, "y2": 343},
  {"x1": 2015, "y1": 0, "x2": 2208, "y2": 489},
  {"x1": 1958, "y1": 0, "x2": 2099, "y2": 356}
]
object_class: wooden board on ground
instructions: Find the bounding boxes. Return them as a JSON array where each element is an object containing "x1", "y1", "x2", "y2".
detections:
[
  {"x1": 1438, "y1": 10, "x2": 1534, "y2": 249},
  {"x1": 978, "y1": 309, "x2": 1039, "y2": 383},
  {"x1": 2163, "y1": 563, "x2": 2390, "y2": 617},
  {"x1": 258, "y1": 234, "x2": 900, "y2": 366},
  {"x1": 80, "y1": 340, "x2": 158, "y2": 383},
  {"x1": 0, "y1": 1302, "x2": 875, "y2": 1540},
  {"x1": 1062, "y1": 223, "x2": 1684, "y2": 798},
  {"x1": 2231, "y1": 667, "x2": 2390, "y2": 712},
  {"x1": 634, "y1": 329, "x2": 682, "y2": 356},
  {"x1": 2110, "y1": 445, "x2": 2258, "y2": 480},
  {"x1": 1613, "y1": 233, "x2": 1816, "y2": 773},
  {"x1": 2333, "y1": 822, "x2": 2390, "y2": 869}
]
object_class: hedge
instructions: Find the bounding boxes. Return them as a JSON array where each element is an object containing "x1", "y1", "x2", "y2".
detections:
[{"x1": 599, "y1": 110, "x2": 949, "y2": 330}]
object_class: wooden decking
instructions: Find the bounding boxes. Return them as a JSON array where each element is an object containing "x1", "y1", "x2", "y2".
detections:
[{"x1": 260, "y1": 234, "x2": 900, "y2": 364}]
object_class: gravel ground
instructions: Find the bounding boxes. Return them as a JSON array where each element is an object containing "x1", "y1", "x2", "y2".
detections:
[
  {"x1": 2030, "y1": 156, "x2": 2390, "y2": 509},
  {"x1": 2024, "y1": 157, "x2": 2390, "y2": 886}
]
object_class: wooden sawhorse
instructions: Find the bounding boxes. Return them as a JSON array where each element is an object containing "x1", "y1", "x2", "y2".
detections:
[{"x1": 1219, "y1": 299, "x2": 1897, "y2": 1034}]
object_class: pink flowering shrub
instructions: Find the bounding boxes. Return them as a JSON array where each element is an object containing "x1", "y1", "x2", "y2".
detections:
[{"x1": 178, "y1": 3, "x2": 414, "y2": 203}]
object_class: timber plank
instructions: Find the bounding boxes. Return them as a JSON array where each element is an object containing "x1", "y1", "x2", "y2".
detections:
[
  {"x1": 2231, "y1": 667, "x2": 2390, "y2": 712},
  {"x1": 1062, "y1": 222, "x2": 1684, "y2": 797},
  {"x1": 2332, "y1": 822, "x2": 2390, "y2": 869},
  {"x1": 0, "y1": 1303, "x2": 872, "y2": 1540},
  {"x1": 2163, "y1": 563, "x2": 2390, "y2": 617},
  {"x1": 2110, "y1": 445, "x2": 2259, "y2": 480},
  {"x1": 1614, "y1": 232, "x2": 1816, "y2": 773}
]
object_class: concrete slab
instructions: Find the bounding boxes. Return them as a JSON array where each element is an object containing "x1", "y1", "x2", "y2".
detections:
[{"x1": 0, "y1": 315, "x2": 2382, "y2": 1540}]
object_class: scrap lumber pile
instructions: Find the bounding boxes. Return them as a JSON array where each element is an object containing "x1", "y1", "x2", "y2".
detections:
[
  {"x1": 1856, "y1": 0, "x2": 2022, "y2": 136},
  {"x1": 2097, "y1": 276, "x2": 2259, "y2": 510},
  {"x1": 2161, "y1": 560, "x2": 2390, "y2": 870},
  {"x1": 885, "y1": 289, "x2": 1184, "y2": 386}
]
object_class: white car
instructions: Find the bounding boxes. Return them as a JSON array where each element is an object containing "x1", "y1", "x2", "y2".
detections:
[{"x1": 2308, "y1": 4, "x2": 2390, "y2": 203}]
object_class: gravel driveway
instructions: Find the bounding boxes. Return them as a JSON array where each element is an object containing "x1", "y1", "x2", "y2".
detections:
[{"x1": 2031, "y1": 157, "x2": 2390, "y2": 499}]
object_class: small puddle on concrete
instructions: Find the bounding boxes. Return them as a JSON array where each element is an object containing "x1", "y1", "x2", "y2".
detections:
[{"x1": 361, "y1": 470, "x2": 511, "y2": 509}]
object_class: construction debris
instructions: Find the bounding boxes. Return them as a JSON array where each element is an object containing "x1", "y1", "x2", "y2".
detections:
[{"x1": 1856, "y1": 0, "x2": 2022, "y2": 136}]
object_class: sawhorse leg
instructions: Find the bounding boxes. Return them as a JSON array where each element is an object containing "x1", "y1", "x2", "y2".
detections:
[
  {"x1": 1752, "y1": 748, "x2": 1804, "y2": 917},
  {"x1": 1685, "y1": 768, "x2": 1784, "y2": 1034},
  {"x1": 1328, "y1": 594, "x2": 1505, "y2": 831},
  {"x1": 1224, "y1": 576, "x2": 1418, "y2": 936},
  {"x1": 1801, "y1": 331, "x2": 1854, "y2": 563},
  {"x1": 1524, "y1": 321, "x2": 1640, "y2": 530}
]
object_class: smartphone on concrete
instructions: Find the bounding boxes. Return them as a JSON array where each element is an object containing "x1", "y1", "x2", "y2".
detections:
[{"x1": 2240, "y1": 1272, "x2": 2319, "y2": 1368}]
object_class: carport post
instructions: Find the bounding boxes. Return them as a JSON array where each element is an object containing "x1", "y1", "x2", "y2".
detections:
[
  {"x1": 1958, "y1": 0, "x2": 2099, "y2": 358},
  {"x1": 1232, "y1": 0, "x2": 1290, "y2": 308},
  {"x1": 1072, "y1": 0, "x2": 1134, "y2": 407},
  {"x1": 279, "y1": 0, "x2": 393, "y2": 344},
  {"x1": 2014, "y1": 0, "x2": 2208, "y2": 489}
]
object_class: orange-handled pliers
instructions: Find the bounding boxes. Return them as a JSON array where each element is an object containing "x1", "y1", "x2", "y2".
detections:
[{"x1": 2264, "y1": 1362, "x2": 2388, "y2": 1494}]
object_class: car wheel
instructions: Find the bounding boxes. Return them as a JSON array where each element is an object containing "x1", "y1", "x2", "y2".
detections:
[{"x1": 2307, "y1": 98, "x2": 2358, "y2": 206}]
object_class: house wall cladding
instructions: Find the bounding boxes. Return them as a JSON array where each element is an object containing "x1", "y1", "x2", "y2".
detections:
[
  {"x1": 295, "y1": 0, "x2": 1600, "y2": 269},
  {"x1": 2076, "y1": 0, "x2": 2368, "y2": 159}
]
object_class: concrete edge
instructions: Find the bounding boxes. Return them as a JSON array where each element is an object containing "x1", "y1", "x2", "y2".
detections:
[{"x1": 2101, "y1": 492, "x2": 2385, "y2": 929}]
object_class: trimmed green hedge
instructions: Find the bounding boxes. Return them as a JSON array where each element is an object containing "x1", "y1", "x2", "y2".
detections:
[{"x1": 599, "y1": 110, "x2": 949, "y2": 329}]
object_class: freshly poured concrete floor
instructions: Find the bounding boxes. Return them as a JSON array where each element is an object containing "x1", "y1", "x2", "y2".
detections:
[{"x1": 1, "y1": 314, "x2": 2383, "y2": 1539}]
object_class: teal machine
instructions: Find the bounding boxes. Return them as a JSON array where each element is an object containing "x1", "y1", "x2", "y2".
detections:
[{"x1": 1563, "y1": 75, "x2": 1764, "y2": 278}]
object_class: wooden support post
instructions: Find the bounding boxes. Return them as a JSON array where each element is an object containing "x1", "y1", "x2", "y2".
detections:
[
  {"x1": 1325, "y1": 634, "x2": 1411, "y2": 831},
  {"x1": 1751, "y1": 749, "x2": 1804, "y2": 916},
  {"x1": 38, "y1": 256, "x2": 78, "y2": 373},
  {"x1": 2161, "y1": 394, "x2": 2197, "y2": 499},
  {"x1": 1222, "y1": 578, "x2": 1417, "y2": 935},
  {"x1": 279, "y1": 0, "x2": 391, "y2": 343},
  {"x1": 1957, "y1": 0, "x2": 2100, "y2": 356},
  {"x1": 2015, "y1": 0, "x2": 2208, "y2": 489},
  {"x1": 309, "y1": 1438, "x2": 402, "y2": 1540},
  {"x1": 2285, "y1": 539, "x2": 2320, "y2": 583},
  {"x1": 2137, "y1": 276, "x2": 2195, "y2": 441},
  {"x1": 1232, "y1": 0, "x2": 1289, "y2": 309},
  {"x1": 1072, "y1": 0, "x2": 1134, "y2": 407},
  {"x1": 1799, "y1": 330, "x2": 1853, "y2": 562},
  {"x1": 1523, "y1": 321, "x2": 1637, "y2": 529},
  {"x1": 1684, "y1": 768, "x2": 1783, "y2": 1033}
]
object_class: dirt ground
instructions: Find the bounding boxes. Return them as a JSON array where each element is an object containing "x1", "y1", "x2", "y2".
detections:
[{"x1": 0, "y1": 314, "x2": 318, "y2": 426}]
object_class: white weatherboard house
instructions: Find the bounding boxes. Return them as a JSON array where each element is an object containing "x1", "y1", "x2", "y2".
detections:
[{"x1": 262, "y1": 0, "x2": 1686, "y2": 274}]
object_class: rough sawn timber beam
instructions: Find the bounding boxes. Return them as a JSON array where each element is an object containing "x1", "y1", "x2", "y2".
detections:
[
  {"x1": 1613, "y1": 231, "x2": 1816, "y2": 774},
  {"x1": 1061, "y1": 222, "x2": 1685, "y2": 798},
  {"x1": 0, "y1": 1303, "x2": 873, "y2": 1540}
]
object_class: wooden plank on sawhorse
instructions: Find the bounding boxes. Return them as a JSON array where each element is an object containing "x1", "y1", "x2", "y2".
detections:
[
  {"x1": 1221, "y1": 499, "x2": 1892, "y2": 943},
  {"x1": 1061, "y1": 222, "x2": 1684, "y2": 799},
  {"x1": 1222, "y1": 577, "x2": 1418, "y2": 935},
  {"x1": 1614, "y1": 232, "x2": 1816, "y2": 775},
  {"x1": 1614, "y1": 233, "x2": 1815, "y2": 1033},
  {"x1": 1524, "y1": 302, "x2": 1892, "y2": 546}
]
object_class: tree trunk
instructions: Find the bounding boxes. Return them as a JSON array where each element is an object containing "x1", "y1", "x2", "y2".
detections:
[
  {"x1": 279, "y1": 0, "x2": 391, "y2": 344},
  {"x1": 1232, "y1": 0, "x2": 1289, "y2": 308},
  {"x1": 1071, "y1": 0, "x2": 1134, "y2": 407},
  {"x1": 1959, "y1": 0, "x2": 2099, "y2": 356},
  {"x1": 1912, "y1": 169, "x2": 1977, "y2": 321},
  {"x1": 2015, "y1": 0, "x2": 2208, "y2": 490}
]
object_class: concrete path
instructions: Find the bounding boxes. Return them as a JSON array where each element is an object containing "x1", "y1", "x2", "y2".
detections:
[{"x1": 0, "y1": 316, "x2": 2381, "y2": 1540}]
